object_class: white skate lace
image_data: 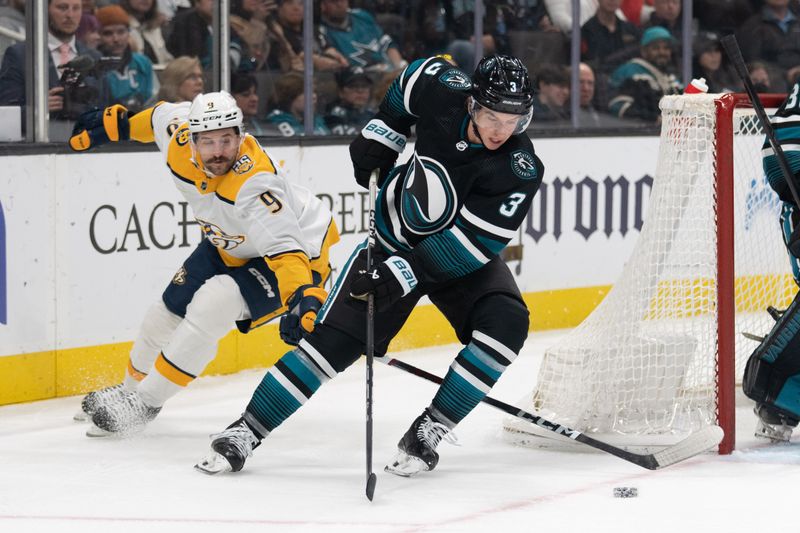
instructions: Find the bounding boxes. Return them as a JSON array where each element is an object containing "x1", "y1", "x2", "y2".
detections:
[
  {"x1": 417, "y1": 416, "x2": 459, "y2": 450},
  {"x1": 212, "y1": 423, "x2": 260, "y2": 458}
]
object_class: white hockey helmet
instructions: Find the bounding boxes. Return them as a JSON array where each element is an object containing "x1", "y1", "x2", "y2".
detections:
[{"x1": 187, "y1": 91, "x2": 244, "y2": 135}]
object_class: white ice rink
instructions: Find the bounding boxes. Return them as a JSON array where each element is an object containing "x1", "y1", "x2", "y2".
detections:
[{"x1": 1, "y1": 330, "x2": 798, "y2": 533}]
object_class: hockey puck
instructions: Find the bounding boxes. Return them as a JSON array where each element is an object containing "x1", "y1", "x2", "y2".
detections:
[{"x1": 613, "y1": 487, "x2": 638, "y2": 498}]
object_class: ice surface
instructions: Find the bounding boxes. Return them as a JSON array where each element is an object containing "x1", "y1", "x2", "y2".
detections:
[{"x1": 0, "y1": 330, "x2": 796, "y2": 533}]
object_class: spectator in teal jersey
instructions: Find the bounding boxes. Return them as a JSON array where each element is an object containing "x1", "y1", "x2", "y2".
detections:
[
  {"x1": 96, "y1": 5, "x2": 155, "y2": 113},
  {"x1": 266, "y1": 72, "x2": 330, "y2": 136},
  {"x1": 319, "y1": 0, "x2": 406, "y2": 72}
]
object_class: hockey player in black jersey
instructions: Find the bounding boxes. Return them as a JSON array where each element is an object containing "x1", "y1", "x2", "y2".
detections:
[{"x1": 196, "y1": 54, "x2": 544, "y2": 477}]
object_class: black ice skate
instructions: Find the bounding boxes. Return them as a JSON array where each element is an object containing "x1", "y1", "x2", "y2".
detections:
[
  {"x1": 385, "y1": 408, "x2": 458, "y2": 477},
  {"x1": 87, "y1": 390, "x2": 161, "y2": 437},
  {"x1": 754, "y1": 403, "x2": 798, "y2": 443},
  {"x1": 194, "y1": 417, "x2": 261, "y2": 475},
  {"x1": 74, "y1": 383, "x2": 126, "y2": 422}
]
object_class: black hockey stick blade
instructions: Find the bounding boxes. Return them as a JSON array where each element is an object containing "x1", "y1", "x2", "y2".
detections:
[
  {"x1": 382, "y1": 357, "x2": 724, "y2": 470},
  {"x1": 366, "y1": 472, "x2": 377, "y2": 501},
  {"x1": 720, "y1": 34, "x2": 800, "y2": 208}
]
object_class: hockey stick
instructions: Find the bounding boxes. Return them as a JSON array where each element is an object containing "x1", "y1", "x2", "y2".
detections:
[
  {"x1": 721, "y1": 34, "x2": 800, "y2": 207},
  {"x1": 381, "y1": 357, "x2": 724, "y2": 470},
  {"x1": 364, "y1": 170, "x2": 378, "y2": 501}
]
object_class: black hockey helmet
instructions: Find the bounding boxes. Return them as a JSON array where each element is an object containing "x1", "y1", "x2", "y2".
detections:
[{"x1": 471, "y1": 55, "x2": 534, "y2": 116}]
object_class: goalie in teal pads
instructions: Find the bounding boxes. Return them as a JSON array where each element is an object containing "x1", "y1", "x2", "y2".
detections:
[{"x1": 746, "y1": 82, "x2": 800, "y2": 442}]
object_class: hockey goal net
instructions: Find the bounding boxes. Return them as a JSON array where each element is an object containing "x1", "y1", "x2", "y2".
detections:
[{"x1": 505, "y1": 93, "x2": 795, "y2": 455}]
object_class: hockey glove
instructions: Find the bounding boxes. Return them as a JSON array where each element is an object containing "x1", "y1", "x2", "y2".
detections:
[
  {"x1": 349, "y1": 119, "x2": 408, "y2": 188},
  {"x1": 69, "y1": 104, "x2": 130, "y2": 151},
  {"x1": 350, "y1": 256, "x2": 418, "y2": 311},
  {"x1": 279, "y1": 284, "x2": 328, "y2": 346}
]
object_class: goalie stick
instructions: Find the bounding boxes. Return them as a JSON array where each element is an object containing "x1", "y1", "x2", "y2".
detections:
[
  {"x1": 721, "y1": 34, "x2": 800, "y2": 208},
  {"x1": 381, "y1": 357, "x2": 724, "y2": 470}
]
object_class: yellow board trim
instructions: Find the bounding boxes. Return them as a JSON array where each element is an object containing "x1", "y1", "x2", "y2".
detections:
[{"x1": 0, "y1": 284, "x2": 607, "y2": 406}]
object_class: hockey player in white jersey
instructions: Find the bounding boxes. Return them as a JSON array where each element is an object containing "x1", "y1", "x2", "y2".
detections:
[{"x1": 69, "y1": 92, "x2": 339, "y2": 436}]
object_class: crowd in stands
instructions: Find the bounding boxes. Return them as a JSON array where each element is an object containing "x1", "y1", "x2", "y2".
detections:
[{"x1": 1, "y1": 0, "x2": 799, "y2": 139}]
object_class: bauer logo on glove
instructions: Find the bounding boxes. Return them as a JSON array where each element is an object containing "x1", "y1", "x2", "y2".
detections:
[{"x1": 350, "y1": 255, "x2": 417, "y2": 311}]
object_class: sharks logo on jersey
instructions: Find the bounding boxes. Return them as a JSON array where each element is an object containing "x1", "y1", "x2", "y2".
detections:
[
  {"x1": 197, "y1": 218, "x2": 246, "y2": 250},
  {"x1": 439, "y1": 69, "x2": 471, "y2": 90},
  {"x1": 400, "y1": 154, "x2": 457, "y2": 235},
  {"x1": 510, "y1": 150, "x2": 538, "y2": 180}
]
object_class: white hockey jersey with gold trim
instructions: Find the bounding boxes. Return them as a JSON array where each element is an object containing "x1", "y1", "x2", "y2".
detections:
[{"x1": 141, "y1": 102, "x2": 338, "y2": 308}]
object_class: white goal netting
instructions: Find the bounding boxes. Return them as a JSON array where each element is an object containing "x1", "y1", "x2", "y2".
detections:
[{"x1": 505, "y1": 94, "x2": 796, "y2": 451}]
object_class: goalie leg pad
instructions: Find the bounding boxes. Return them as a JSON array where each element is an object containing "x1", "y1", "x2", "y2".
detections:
[{"x1": 743, "y1": 290, "x2": 800, "y2": 422}]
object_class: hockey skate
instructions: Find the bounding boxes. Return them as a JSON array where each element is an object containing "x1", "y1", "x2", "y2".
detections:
[
  {"x1": 195, "y1": 417, "x2": 261, "y2": 475},
  {"x1": 74, "y1": 383, "x2": 126, "y2": 422},
  {"x1": 754, "y1": 404, "x2": 797, "y2": 443},
  {"x1": 87, "y1": 390, "x2": 161, "y2": 437},
  {"x1": 385, "y1": 408, "x2": 458, "y2": 477}
]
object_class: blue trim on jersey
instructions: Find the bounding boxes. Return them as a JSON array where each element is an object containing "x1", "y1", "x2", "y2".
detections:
[
  {"x1": 375, "y1": 178, "x2": 410, "y2": 252},
  {"x1": 416, "y1": 230, "x2": 485, "y2": 278},
  {"x1": 765, "y1": 152, "x2": 800, "y2": 192},
  {"x1": 781, "y1": 203, "x2": 800, "y2": 285}
]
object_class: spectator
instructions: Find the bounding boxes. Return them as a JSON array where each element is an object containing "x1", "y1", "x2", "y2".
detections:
[
  {"x1": 77, "y1": 13, "x2": 101, "y2": 49},
  {"x1": 738, "y1": 0, "x2": 800, "y2": 92},
  {"x1": 644, "y1": 0, "x2": 681, "y2": 40},
  {"x1": 230, "y1": 71, "x2": 279, "y2": 136},
  {"x1": 265, "y1": 0, "x2": 348, "y2": 72},
  {"x1": 0, "y1": 0, "x2": 102, "y2": 123},
  {"x1": 154, "y1": 55, "x2": 203, "y2": 102},
  {"x1": 608, "y1": 26, "x2": 681, "y2": 122},
  {"x1": 543, "y1": 0, "x2": 598, "y2": 33},
  {"x1": 96, "y1": 4, "x2": 156, "y2": 112},
  {"x1": 229, "y1": 0, "x2": 273, "y2": 72},
  {"x1": 445, "y1": 11, "x2": 497, "y2": 71},
  {"x1": 121, "y1": 0, "x2": 173, "y2": 68},
  {"x1": 157, "y1": 0, "x2": 191, "y2": 21},
  {"x1": 319, "y1": 0, "x2": 406, "y2": 72},
  {"x1": 581, "y1": 0, "x2": 640, "y2": 76},
  {"x1": 166, "y1": 0, "x2": 212, "y2": 68},
  {"x1": 620, "y1": 0, "x2": 653, "y2": 27},
  {"x1": 531, "y1": 63, "x2": 570, "y2": 123},
  {"x1": 266, "y1": 71, "x2": 330, "y2": 136},
  {"x1": 0, "y1": 0, "x2": 25, "y2": 59},
  {"x1": 749, "y1": 61, "x2": 773, "y2": 92},
  {"x1": 694, "y1": 0, "x2": 754, "y2": 36},
  {"x1": 692, "y1": 32, "x2": 741, "y2": 93},
  {"x1": 576, "y1": 61, "x2": 623, "y2": 127},
  {"x1": 325, "y1": 65, "x2": 376, "y2": 135}
]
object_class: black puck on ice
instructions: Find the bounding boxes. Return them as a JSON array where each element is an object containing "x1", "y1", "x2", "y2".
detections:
[{"x1": 613, "y1": 487, "x2": 638, "y2": 498}]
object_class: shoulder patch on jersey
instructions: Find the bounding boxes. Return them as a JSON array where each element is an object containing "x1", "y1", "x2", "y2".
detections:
[
  {"x1": 175, "y1": 126, "x2": 190, "y2": 146},
  {"x1": 233, "y1": 154, "x2": 255, "y2": 174},
  {"x1": 439, "y1": 68, "x2": 472, "y2": 90},
  {"x1": 510, "y1": 150, "x2": 538, "y2": 180}
]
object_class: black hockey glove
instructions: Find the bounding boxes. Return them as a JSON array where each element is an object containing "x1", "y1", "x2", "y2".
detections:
[
  {"x1": 279, "y1": 285, "x2": 327, "y2": 346},
  {"x1": 349, "y1": 118, "x2": 408, "y2": 189},
  {"x1": 350, "y1": 256, "x2": 418, "y2": 311},
  {"x1": 69, "y1": 104, "x2": 130, "y2": 151}
]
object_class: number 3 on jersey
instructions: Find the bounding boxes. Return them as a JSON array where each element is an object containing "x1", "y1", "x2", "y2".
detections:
[
  {"x1": 500, "y1": 193, "x2": 526, "y2": 217},
  {"x1": 260, "y1": 191, "x2": 283, "y2": 214}
]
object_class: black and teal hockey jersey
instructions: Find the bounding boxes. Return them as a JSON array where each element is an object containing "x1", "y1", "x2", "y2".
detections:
[{"x1": 373, "y1": 56, "x2": 544, "y2": 288}]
